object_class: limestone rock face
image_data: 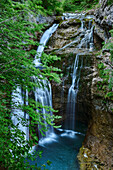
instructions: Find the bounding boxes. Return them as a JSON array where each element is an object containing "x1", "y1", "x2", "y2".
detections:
[
  {"x1": 82, "y1": 50, "x2": 113, "y2": 169},
  {"x1": 45, "y1": 11, "x2": 113, "y2": 169},
  {"x1": 94, "y1": 2, "x2": 113, "y2": 40},
  {"x1": 77, "y1": 3, "x2": 113, "y2": 168},
  {"x1": 95, "y1": 3, "x2": 113, "y2": 28}
]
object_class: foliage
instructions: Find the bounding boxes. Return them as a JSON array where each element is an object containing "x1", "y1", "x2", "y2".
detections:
[
  {"x1": 62, "y1": 0, "x2": 99, "y2": 12},
  {"x1": 42, "y1": 0, "x2": 63, "y2": 15},
  {"x1": 0, "y1": 0, "x2": 61, "y2": 169},
  {"x1": 107, "y1": 0, "x2": 113, "y2": 5},
  {"x1": 97, "y1": 29, "x2": 113, "y2": 103},
  {"x1": 104, "y1": 30, "x2": 113, "y2": 62}
]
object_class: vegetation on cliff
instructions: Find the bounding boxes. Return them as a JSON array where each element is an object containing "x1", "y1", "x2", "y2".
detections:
[
  {"x1": 97, "y1": 29, "x2": 113, "y2": 106},
  {"x1": 0, "y1": 0, "x2": 61, "y2": 169}
]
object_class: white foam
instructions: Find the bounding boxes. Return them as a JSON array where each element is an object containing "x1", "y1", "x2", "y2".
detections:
[
  {"x1": 59, "y1": 129, "x2": 84, "y2": 138},
  {"x1": 39, "y1": 132, "x2": 58, "y2": 146},
  {"x1": 57, "y1": 128, "x2": 64, "y2": 132}
]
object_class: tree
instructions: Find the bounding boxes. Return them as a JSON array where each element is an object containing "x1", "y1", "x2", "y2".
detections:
[{"x1": 0, "y1": 0, "x2": 61, "y2": 169}]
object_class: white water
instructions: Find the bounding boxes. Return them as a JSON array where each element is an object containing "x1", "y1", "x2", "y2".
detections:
[
  {"x1": 12, "y1": 24, "x2": 59, "y2": 142},
  {"x1": 12, "y1": 86, "x2": 29, "y2": 141},
  {"x1": 27, "y1": 13, "x2": 94, "y2": 170},
  {"x1": 63, "y1": 13, "x2": 86, "y2": 20},
  {"x1": 66, "y1": 54, "x2": 83, "y2": 130},
  {"x1": 78, "y1": 23, "x2": 94, "y2": 50},
  {"x1": 33, "y1": 24, "x2": 59, "y2": 139},
  {"x1": 65, "y1": 16, "x2": 94, "y2": 131},
  {"x1": 81, "y1": 20, "x2": 86, "y2": 31},
  {"x1": 57, "y1": 17, "x2": 94, "y2": 53},
  {"x1": 34, "y1": 78, "x2": 53, "y2": 138},
  {"x1": 34, "y1": 24, "x2": 59, "y2": 67}
]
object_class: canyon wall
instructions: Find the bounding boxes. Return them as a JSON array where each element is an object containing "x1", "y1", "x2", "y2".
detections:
[
  {"x1": 78, "y1": 2, "x2": 113, "y2": 169},
  {"x1": 46, "y1": 3, "x2": 113, "y2": 168}
]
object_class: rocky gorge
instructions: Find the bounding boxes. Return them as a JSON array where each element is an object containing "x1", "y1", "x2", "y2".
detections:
[
  {"x1": 42, "y1": 1, "x2": 113, "y2": 169},
  {"x1": 22, "y1": 1, "x2": 113, "y2": 169},
  {"x1": 1, "y1": 0, "x2": 113, "y2": 169}
]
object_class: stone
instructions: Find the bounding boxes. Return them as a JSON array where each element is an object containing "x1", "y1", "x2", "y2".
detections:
[
  {"x1": 94, "y1": 3, "x2": 113, "y2": 30},
  {"x1": 102, "y1": 48, "x2": 110, "y2": 54},
  {"x1": 45, "y1": 11, "x2": 113, "y2": 169},
  {"x1": 96, "y1": 55, "x2": 103, "y2": 59}
]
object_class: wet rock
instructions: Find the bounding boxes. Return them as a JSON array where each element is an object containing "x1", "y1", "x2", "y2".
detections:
[
  {"x1": 94, "y1": 4, "x2": 113, "y2": 30},
  {"x1": 36, "y1": 15, "x2": 56, "y2": 25},
  {"x1": 102, "y1": 48, "x2": 110, "y2": 54},
  {"x1": 85, "y1": 9, "x2": 95, "y2": 15},
  {"x1": 59, "y1": 19, "x2": 81, "y2": 28},
  {"x1": 54, "y1": 16, "x2": 63, "y2": 23},
  {"x1": 96, "y1": 55, "x2": 103, "y2": 59},
  {"x1": 78, "y1": 47, "x2": 113, "y2": 169},
  {"x1": 94, "y1": 23, "x2": 106, "y2": 41}
]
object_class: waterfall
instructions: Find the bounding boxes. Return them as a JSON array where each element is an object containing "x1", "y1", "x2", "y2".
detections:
[
  {"x1": 78, "y1": 23, "x2": 94, "y2": 50},
  {"x1": 12, "y1": 24, "x2": 59, "y2": 142},
  {"x1": 12, "y1": 86, "x2": 29, "y2": 141},
  {"x1": 81, "y1": 20, "x2": 86, "y2": 31},
  {"x1": 34, "y1": 24, "x2": 59, "y2": 67},
  {"x1": 34, "y1": 78, "x2": 53, "y2": 138},
  {"x1": 66, "y1": 54, "x2": 83, "y2": 130},
  {"x1": 65, "y1": 18, "x2": 94, "y2": 131},
  {"x1": 33, "y1": 23, "x2": 59, "y2": 139}
]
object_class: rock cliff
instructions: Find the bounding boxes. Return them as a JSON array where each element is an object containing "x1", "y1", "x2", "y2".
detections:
[
  {"x1": 45, "y1": 2, "x2": 113, "y2": 168},
  {"x1": 78, "y1": 1, "x2": 113, "y2": 169}
]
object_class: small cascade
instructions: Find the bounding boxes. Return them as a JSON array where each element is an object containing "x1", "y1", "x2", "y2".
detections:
[
  {"x1": 88, "y1": 20, "x2": 92, "y2": 30},
  {"x1": 65, "y1": 16, "x2": 94, "y2": 131},
  {"x1": 34, "y1": 78, "x2": 53, "y2": 138},
  {"x1": 63, "y1": 13, "x2": 86, "y2": 20},
  {"x1": 25, "y1": 89, "x2": 29, "y2": 141},
  {"x1": 66, "y1": 54, "x2": 83, "y2": 130},
  {"x1": 81, "y1": 20, "x2": 86, "y2": 31},
  {"x1": 12, "y1": 86, "x2": 29, "y2": 141},
  {"x1": 56, "y1": 17, "x2": 94, "y2": 53},
  {"x1": 78, "y1": 24, "x2": 94, "y2": 50},
  {"x1": 34, "y1": 24, "x2": 59, "y2": 67}
]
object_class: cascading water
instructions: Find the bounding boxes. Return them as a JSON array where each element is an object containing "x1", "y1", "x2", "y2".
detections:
[
  {"x1": 12, "y1": 86, "x2": 29, "y2": 141},
  {"x1": 66, "y1": 54, "x2": 83, "y2": 131},
  {"x1": 27, "y1": 13, "x2": 95, "y2": 170},
  {"x1": 81, "y1": 20, "x2": 86, "y2": 31},
  {"x1": 34, "y1": 78, "x2": 53, "y2": 139},
  {"x1": 78, "y1": 23, "x2": 94, "y2": 50},
  {"x1": 34, "y1": 24, "x2": 59, "y2": 67},
  {"x1": 12, "y1": 24, "x2": 59, "y2": 142},
  {"x1": 33, "y1": 23, "x2": 59, "y2": 140},
  {"x1": 64, "y1": 15, "x2": 94, "y2": 131}
]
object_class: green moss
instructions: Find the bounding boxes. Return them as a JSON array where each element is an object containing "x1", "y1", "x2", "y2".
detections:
[{"x1": 78, "y1": 146, "x2": 105, "y2": 170}]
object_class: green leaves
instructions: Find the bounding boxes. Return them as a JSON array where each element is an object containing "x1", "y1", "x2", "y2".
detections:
[
  {"x1": 97, "y1": 29, "x2": 113, "y2": 104},
  {"x1": 0, "y1": 0, "x2": 61, "y2": 169}
]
